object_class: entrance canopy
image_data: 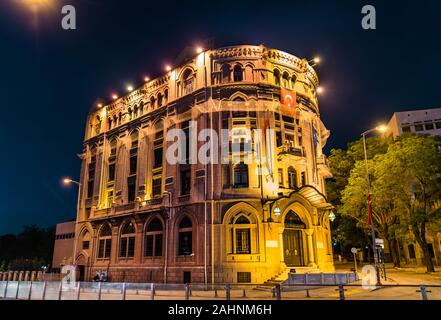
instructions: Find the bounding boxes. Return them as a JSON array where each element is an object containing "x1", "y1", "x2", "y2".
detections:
[{"x1": 297, "y1": 185, "x2": 333, "y2": 210}]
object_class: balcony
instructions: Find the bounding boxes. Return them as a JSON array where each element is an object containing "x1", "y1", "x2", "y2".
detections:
[{"x1": 278, "y1": 145, "x2": 304, "y2": 158}]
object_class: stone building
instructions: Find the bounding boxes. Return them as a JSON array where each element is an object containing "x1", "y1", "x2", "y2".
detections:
[
  {"x1": 73, "y1": 44, "x2": 334, "y2": 284},
  {"x1": 52, "y1": 220, "x2": 75, "y2": 273}
]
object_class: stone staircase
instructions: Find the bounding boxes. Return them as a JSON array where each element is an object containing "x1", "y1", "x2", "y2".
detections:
[{"x1": 255, "y1": 266, "x2": 319, "y2": 291}]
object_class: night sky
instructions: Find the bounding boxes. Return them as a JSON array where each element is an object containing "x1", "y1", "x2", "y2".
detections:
[{"x1": 0, "y1": 0, "x2": 440, "y2": 235}]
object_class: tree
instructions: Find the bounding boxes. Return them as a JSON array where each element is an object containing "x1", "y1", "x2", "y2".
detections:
[
  {"x1": 339, "y1": 157, "x2": 402, "y2": 267},
  {"x1": 327, "y1": 136, "x2": 390, "y2": 259},
  {"x1": 378, "y1": 134, "x2": 441, "y2": 272}
]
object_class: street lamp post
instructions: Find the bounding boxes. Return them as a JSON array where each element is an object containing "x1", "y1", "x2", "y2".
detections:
[
  {"x1": 361, "y1": 126, "x2": 386, "y2": 286},
  {"x1": 63, "y1": 178, "x2": 81, "y2": 268}
]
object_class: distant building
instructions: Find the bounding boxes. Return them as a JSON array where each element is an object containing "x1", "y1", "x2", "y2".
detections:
[
  {"x1": 386, "y1": 107, "x2": 441, "y2": 138},
  {"x1": 385, "y1": 107, "x2": 441, "y2": 267},
  {"x1": 52, "y1": 220, "x2": 75, "y2": 273}
]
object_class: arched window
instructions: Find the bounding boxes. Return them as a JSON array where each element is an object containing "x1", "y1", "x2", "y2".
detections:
[
  {"x1": 97, "y1": 224, "x2": 112, "y2": 259},
  {"x1": 157, "y1": 93, "x2": 163, "y2": 107},
  {"x1": 81, "y1": 230, "x2": 91, "y2": 251},
  {"x1": 291, "y1": 75, "x2": 297, "y2": 88},
  {"x1": 229, "y1": 213, "x2": 258, "y2": 254},
  {"x1": 178, "y1": 216, "x2": 193, "y2": 256},
  {"x1": 233, "y1": 163, "x2": 249, "y2": 188},
  {"x1": 164, "y1": 89, "x2": 168, "y2": 105},
  {"x1": 107, "y1": 117, "x2": 112, "y2": 130},
  {"x1": 288, "y1": 167, "x2": 298, "y2": 189},
  {"x1": 221, "y1": 64, "x2": 230, "y2": 83},
  {"x1": 144, "y1": 218, "x2": 163, "y2": 257},
  {"x1": 233, "y1": 65, "x2": 243, "y2": 82},
  {"x1": 244, "y1": 65, "x2": 254, "y2": 81},
  {"x1": 182, "y1": 69, "x2": 194, "y2": 96},
  {"x1": 150, "y1": 96, "x2": 156, "y2": 110},
  {"x1": 274, "y1": 69, "x2": 281, "y2": 86},
  {"x1": 282, "y1": 72, "x2": 289, "y2": 88},
  {"x1": 119, "y1": 221, "x2": 136, "y2": 258},
  {"x1": 127, "y1": 107, "x2": 133, "y2": 120},
  {"x1": 285, "y1": 211, "x2": 306, "y2": 229}
]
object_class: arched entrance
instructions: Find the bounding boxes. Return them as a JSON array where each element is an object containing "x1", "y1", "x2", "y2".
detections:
[{"x1": 283, "y1": 211, "x2": 306, "y2": 266}]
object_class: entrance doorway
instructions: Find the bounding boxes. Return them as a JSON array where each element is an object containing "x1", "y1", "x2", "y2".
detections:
[
  {"x1": 283, "y1": 211, "x2": 306, "y2": 267},
  {"x1": 77, "y1": 265, "x2": 85, "y2": 281}
]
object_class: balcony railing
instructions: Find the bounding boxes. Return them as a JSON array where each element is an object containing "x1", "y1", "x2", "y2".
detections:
[{"x1": 278, "y1": 145, "x2": 304, "y2": 157}]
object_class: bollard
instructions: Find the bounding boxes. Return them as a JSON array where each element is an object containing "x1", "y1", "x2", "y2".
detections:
[
  {"x1": 15, "y1": 281, "x2": 20, "y2": 299},
  {"x1": 417, "y1": 286, "x2": 431, "y2": 301},
  {"x1": 336, "y1": 284, "x2": 346, "y2": 300},
  {"x1": 3, "y1": 280, "x2": 8, "y2": 299},
  {"x1": 42, "y1": 281, "x2": 47, "y2": 300},
  {"x1": 226, "y1": 284, "x2": 231, "y2": 301},
  {"x1": 185, "y1": 283, "x2": 190, "y2": 300},
  {"x1": 122, "y1": 283, "x2": 126, "y2": 300},
  {"x1": 150, "y1": 283, "x2": 155, "y2": 300},
  {"x1": 275, "y1": 284, "x2": 281, "y2": 300},
  {"x1": 97, "y1": 281, "x2": 102, "y2": 300},
  {"x1": 305, "y1": 288, "x2": 310, "y2": 298},
  {"x1": 28, "y1": 281, "x2": 33, "y2": 300},
  {"x1": 76, "y1": 282, "x2": 81, "y2": 300},
  {"x1": 214, "y1": 289, "x2": 218, "y2": 298},
  {"x1": 58, "y1": 281, "x2": 63, "y2": 300}
]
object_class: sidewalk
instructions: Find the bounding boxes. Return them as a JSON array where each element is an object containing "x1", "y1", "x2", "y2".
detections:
[{"x1": 335, "y1": 262, "x2": 441, "y2": 285}]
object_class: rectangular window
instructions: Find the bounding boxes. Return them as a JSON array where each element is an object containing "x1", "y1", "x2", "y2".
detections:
[
  {"x1": 435, "y1": 122, "x2": 441, "y2": 129},
  {"x1": 107, "y1": 190, "x2": 114, "y2": 208},
  {"x1": 178, "y1": 231, "x2": 192, "y2": 255},
  {"x1": 237, "y1": 272, "x2": 251, "y2": 283},
  {"x1": 144, "y1": 235, "x2": 154, "y2": 257},
  {"x1": 425, "y1": 123, "x2": 434, "y2": 131},
  {"x1": 154, "y1": 148, "x2": 163, "y2": 168},
  {"x1": 276, "y1": 131, "x2": 282, "y2": 147},
  {"x1": 82, "y1": 241, "x2": 89, "y2": 250},
  {"x1": 127, "y1": 237, "x2": 135, "y2": 257},
  {"x1": 87, "y1": 180, "x2": 94, "y2": 199},
  {"x1": 127, "y1": 176, "x2": 136, "y2": 202},
  {"x1": 414, "y1": 124, "x2": 424, "y2": 132},
  {"x1": 401, "y1": 126, "x2": 411, "y2": 133},
  {"x1": 119, "y1": 238, "x2": 128, "y2": 257},
  {"x1": 152, "y1": 177, "x2": 162, "y2": 197},
  {"x1": 108, "y1": 163, "x2": 115, "y2": 182},
  {"x1": 235, "y1": 229, "x2": 251, "y2": 254},
  {"x1": 222, "y1": 112, "x2": 229, "y2": 129},
  {"x1": 180, "y1": 167, "x2": 191, "y2": 195},
  {"x1": 98, "y1": 239, "x2": 105, "y2": 258},
  {"x1": 154, "y1": 234, "x2": 163, "y2": 257},
  {"x1": 301, "y1": 172, "x2": 306, "y2": 186},
  {"x1": 278, "y1": 169, "x2": 284, "y2": 187},
  {"x1": 129, "y1": 155, "x2": 137, "y2": 175},
  {"x1": 104, "y1": 239, "x2": 111, "y2": 258},
  {"x1": 234, "y1": 164, "x2": 249, "y2": 188}
]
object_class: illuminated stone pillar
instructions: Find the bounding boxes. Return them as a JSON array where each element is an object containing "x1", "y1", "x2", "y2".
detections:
[{"x1": 305, "y1": 229, "x2": 315, "y2": 267}]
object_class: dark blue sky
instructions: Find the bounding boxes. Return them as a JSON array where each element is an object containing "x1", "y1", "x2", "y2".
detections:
[{"x1": 0, "y1": 0, "x2": 440, "y2": 234}]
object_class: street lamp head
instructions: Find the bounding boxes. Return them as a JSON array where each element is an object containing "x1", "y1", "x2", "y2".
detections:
[
  {"x1": 63, "y1": 178, "x2": 72, "y2": 185},
  {"x1": 329, "y1": 211, "x2": 336, "y2": 222},
  {"x1": 196, "y1": 47, "x2": 204, "y2": 54},
  {"x1": 376, "y1": 125, "x2": 388, "y2": 133},
  {"x1": 313, "y1": 57, "x2": 321, "y2": 64},
  {"x1": 316, "y1": 86, "x2": 324, "y2": 94}
]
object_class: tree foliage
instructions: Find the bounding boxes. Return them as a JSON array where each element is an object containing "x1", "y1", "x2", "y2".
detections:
[{"x1": 0, "y1": 225, "x2": 55, "y2": 271}]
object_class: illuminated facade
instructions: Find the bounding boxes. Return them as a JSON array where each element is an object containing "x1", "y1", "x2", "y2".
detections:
[{"x1": 73, "y1": 44, "x2": 335, "y2": 284}]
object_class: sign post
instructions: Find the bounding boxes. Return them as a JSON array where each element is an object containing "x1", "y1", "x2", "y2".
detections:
[{"x1": 351, "y1": 247, "x2": 358, "y2": 273}]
